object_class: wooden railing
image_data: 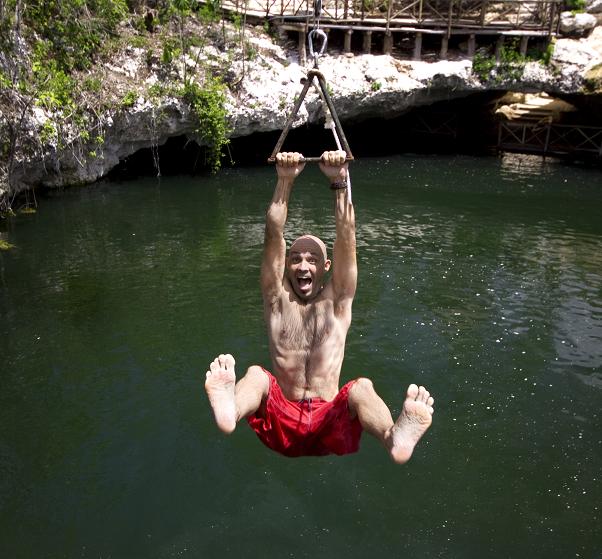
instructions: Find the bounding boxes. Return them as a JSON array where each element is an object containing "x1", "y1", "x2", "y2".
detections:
[
  {"x1": 222, "y1": 0, "x2": 562, "y2": 31},
  {"x1": 498, "y1": 122, "x2": 602, "y2": 157}
]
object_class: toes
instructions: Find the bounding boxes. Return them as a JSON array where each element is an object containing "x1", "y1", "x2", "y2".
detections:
[
  {"x1": 210, "y1": 358, "x2": 220, "y2": 373},
  {"x1": 416, "y1": 386, "x2": 431, "y2": 403},
  {"x1": 224, "y1": 354, "x2": 235, "y2": 370},
  {"x1": 407, "y1": 384, "x2": 419, "y2": 399},
  {"x1": 408, "y1": 385, "x2": 434, "y2": 405},
  {"x1": 416, "y1": 386, "x2": 427, "y2": 402}
]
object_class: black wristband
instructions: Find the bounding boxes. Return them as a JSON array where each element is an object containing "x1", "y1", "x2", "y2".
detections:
[{"x1": 330, "y1": 181, "x2": 347, "y2": 190}]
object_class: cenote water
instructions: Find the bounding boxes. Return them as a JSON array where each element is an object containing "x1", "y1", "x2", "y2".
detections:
[{"x1": 1, "y1": 154, "x2": 601, "y2": 559}]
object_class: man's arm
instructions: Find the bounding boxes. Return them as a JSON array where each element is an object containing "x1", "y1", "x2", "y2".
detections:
[
  {"x1": 319, "y1": 151, "x2": 357, "y2": 307},
  {"x1": 261, "y1": 152, "x2": 305, "y2": 303}
]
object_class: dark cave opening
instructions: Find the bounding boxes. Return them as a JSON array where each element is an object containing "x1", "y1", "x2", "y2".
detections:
[{"x1": 107, "y1": 90, "x2": 599, "y2": 179}]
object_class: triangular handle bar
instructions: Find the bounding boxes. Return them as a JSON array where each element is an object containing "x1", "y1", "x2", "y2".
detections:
[{"x1": 268, "y1": 69, "x2": 354, "y2": 164}]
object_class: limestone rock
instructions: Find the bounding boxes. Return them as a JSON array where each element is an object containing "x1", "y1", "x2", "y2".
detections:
[
  {"x1": 586, "y1": 0, "x2": 602, "y2": 14},
  {"x1": 3, "y1": 21, "x2": 602, "y2": 196},
  {"x1": 559, "y1": 11, "x2": 598, "y2": 37}
]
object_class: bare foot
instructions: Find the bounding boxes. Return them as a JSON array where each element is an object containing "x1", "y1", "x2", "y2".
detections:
[
  {"x1": 387, "y1": 384, "x2": 434, "y2": 464},
  {"x1": 205, "y1": 354, "x2": 237, "y2": 434}
]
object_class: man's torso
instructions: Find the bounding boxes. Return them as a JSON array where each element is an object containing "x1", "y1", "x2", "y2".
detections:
[{"x1": 264, "y1": 280, "x2": 351, "y2": 401}]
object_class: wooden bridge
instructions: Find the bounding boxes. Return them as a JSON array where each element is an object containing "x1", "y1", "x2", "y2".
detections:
[
  {"x1": 498, "y1": 122, "x2": 602, "y2": 159},
  {"x1": 222, "y1": 0, "x2": 562, "y2": 60}
]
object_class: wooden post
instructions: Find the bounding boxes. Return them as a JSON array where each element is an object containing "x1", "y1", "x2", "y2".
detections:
[
  {"x1": 363, "y1": 30, "x2": 372, "y2": 54},
  {"x1": 520, "y1": 35, "x2": 529, "y2": 57},
  {"x1": 299, "y1": 31, "x2": 306, "y2": 65},
  {"x1": 447, "y1": 0, "x2": 454, "y2": 39},
  {"x1": 413, "y1": 32, "x2": 422, "y2": 61},
  {"x1": 495, "y1": 35, "x2": 504, "y2": 62},
  {"x1": 344, "y1": 29, "x2": 353, "y2": 53},
  {"x1": 544, "y1": 122, "x2": 552, "y2": 153},
  {"x1": 467, "y1": 33, "x2": 476, "y2": 58},
  {"x1": 384, "y1": 31, "x2": 393, "y2": 55},
  {"x1": 548, "y1": 0, "x2": 557, "y2": 37},
  {"x1": 479, "y1": 1, "x2": 488, "y2": 26},
  {"x1": 497, "y1": 122, "x2": 503, "y2": 150},
  {"x1": 440, "y1": 34, "x2": 449, "y2": 60}
]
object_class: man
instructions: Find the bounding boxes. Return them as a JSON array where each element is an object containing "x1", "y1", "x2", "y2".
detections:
[{"x1": 205, "y1": 151, "x2": 434, "y2": 462}]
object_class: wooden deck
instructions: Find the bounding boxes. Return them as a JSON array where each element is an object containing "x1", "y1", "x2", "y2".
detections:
[
  {"x1": 222, "y1": 0, "x2": 561, "y2": 33},
  {"x1": 217, "y1": 0, "x2": 562, "y2": 61}
]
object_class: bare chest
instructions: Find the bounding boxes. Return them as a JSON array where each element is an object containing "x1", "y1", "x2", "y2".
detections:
[{"x1": 275, "y1": 299, "x2": 334, "y2": 351}]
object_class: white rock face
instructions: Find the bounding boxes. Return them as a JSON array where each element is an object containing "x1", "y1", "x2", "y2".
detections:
[
  {"x1": 560, "y1": 11, "x2": 598, "y2": 36},
  {"x1": 587, "y1": 0, "x2": 602, "y2": 14},
  {"x1": 5, "y1": 24, "x2": 602, "y2": 194}
]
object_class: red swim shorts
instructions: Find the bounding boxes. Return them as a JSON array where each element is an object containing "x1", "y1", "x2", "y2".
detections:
[{"x1": 247, "y1": 369, "x2": 363, "y2": 457}]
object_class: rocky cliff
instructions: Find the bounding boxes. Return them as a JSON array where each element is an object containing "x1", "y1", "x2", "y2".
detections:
[{"x1": 1, "y1": 9, "x2": 601, "y2": 202}]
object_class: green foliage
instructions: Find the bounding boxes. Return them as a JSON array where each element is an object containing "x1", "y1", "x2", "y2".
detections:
[
  {"x1": 232, "y1": 12, "x2": 243, "y2": 30},
  {"x1": 169, "y1": 0, "x2": 194, "y2": 16},
  {"x1": 162, "y1": 37, "x2": 182, "y2": 65},
  {"x1": 148, "y1": 82, "x2": 169, "y2": 98},
  {"x1": 39, "y1": 121, "x2": 58, "y2": 146},
  {"x1": 130, "y1": 34, "x2": 150, "y2": 49},
  {"x1": 23, "y1": 0, "x2": 128, "y2": 71},
  {"x1": 472, "y1": 40, "x2": 527, "y2": 83},
  {"x1": 541, "y1": 40, "x2": 555, "y2": 66},
  {"x1": 472, "y1": 51, "x2": 496, "y2": 81},
  {"x1": 565, "y1": 0, "x2": 586, "y2": 12},
  {"x1": 245, "y1": 42, "x2": 258, "y2": 61},
  {"x1": 199, "y1": 0, "x2": 222, "y2": 23},
  {"x1": 83, "y1": 77, "x2": 103, "y2": 92},
  {"x1": 34, "y1": 59, "x2": 76, "y2": 112},
  {"x1": 183, "y1": 77, "x2": 230, "y2": 173},
  {"x1": 0, "y1": 70, "x2": 11, "y2": 89},
  {"x1": 121, "y1": 90, "x2": 138, "y2": 108},
  {"x1": 371, "y1": 81, "x2": 381, "y2": 92},
  {"x1": 0, "y1": 239, "x2": 16, "y2": 251}
]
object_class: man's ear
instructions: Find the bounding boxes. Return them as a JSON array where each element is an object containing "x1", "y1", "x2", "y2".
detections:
[{"x1": 324, "y1": 259, "x2": 332, "y2": 272}]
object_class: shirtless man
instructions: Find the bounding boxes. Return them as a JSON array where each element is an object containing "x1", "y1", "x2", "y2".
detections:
[{"x1": 205, "y1": 150, "x2": 434, "y2": 462}]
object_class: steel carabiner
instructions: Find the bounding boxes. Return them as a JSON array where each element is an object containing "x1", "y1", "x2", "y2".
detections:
[{"x1": 308, "y1": 28, "x2": 327, "y2": 61}]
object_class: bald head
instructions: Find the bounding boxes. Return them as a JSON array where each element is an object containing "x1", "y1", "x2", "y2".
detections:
[{"x1": 289, "y1": 235, "x2": 327, "y2": 262}]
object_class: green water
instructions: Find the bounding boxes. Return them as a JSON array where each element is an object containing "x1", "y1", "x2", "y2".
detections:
[{"x1": 1, "y1": 154, "x2": 601, "y2": 558}]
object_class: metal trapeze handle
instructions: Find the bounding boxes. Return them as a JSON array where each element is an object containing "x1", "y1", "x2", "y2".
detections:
[
  {"x1": 267, "y1": 69, "x2": 354, "y2": 164},
  {"x1": 269, "y1": 155, "x2": 353, "y2": 163}
]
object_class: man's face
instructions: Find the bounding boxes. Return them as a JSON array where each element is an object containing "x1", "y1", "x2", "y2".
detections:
[{"x1": 286, "y1": 237, "x2": 330, "y2": 301}]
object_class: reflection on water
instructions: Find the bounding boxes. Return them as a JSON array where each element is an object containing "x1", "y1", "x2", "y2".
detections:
[{"x1": 0, "y1": 155, "x2": 601, "y2": 559}]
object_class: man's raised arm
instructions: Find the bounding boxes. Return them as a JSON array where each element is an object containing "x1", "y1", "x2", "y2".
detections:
[
  {"x1": 261, "y1": 152, "x2": 306, "y2": 302},
  {"x1": 319, "y1": 151, "x2": 357, "y2": 305}
]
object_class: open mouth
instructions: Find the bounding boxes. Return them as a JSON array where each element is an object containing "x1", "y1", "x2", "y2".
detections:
[{"x1": 297, "y1": 277, "x2": 312, "y2": 293}]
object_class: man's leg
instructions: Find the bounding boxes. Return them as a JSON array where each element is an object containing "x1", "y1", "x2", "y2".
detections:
[
  {"x1": 205, "y1": 354, "x2": 269, "y2": 434},
  {"x1": 348, "y1": 378, "x2": 434, "y2": 464}
]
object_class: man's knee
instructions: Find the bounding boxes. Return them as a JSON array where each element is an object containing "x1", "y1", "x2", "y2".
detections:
[
  {"x1": 246, "y1": 364, "x2": 266, "y2": 378},
  {"x1": 350, "y1": 377, "x2": 376, "y2": 402},
  {"x1": 243, "y1": 365, "x2": 270, "y2": 392}
]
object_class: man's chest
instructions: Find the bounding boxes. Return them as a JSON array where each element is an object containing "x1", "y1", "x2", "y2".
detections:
[{"x1": 272, "y1": 300, "x2": 336, "y2": 349}]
